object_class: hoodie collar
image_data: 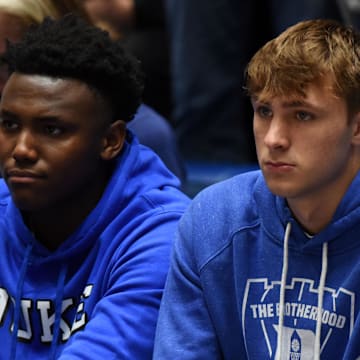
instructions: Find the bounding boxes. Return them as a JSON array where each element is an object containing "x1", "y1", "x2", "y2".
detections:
[{"x1": 255, "y1": 171, "x2": 360, "y2": 253}]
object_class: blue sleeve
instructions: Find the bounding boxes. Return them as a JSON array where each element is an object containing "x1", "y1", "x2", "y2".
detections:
[
  {"x1": 58, "y1": 213, "x2": 181, "y2": 360},
  {"x1": 153, "y1": 208, "x2": 221, "y2": 358}
]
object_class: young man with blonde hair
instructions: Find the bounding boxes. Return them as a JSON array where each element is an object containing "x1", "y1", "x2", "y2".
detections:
[{"x1": 154, "y1": 19, "x2": 360, "y2": 359}]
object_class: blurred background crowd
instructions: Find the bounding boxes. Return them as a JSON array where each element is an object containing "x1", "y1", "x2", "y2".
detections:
[{"x1": 0, "y1": 0, "x2": 358, "y2": 195}]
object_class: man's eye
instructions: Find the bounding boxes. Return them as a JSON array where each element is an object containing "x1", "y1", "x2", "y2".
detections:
[
  {"x1": 296, "y1": 111, "x2": 313, "y2": 121},
  {"x1": 257, "y1": 106, "x2": 272, "y2": 118},
  {"x1": 44, "y1": 125, "x2": 63, "y2": 135},
  {"x1": 0, "y1": 119, "x2": 19, "y2": 130}
]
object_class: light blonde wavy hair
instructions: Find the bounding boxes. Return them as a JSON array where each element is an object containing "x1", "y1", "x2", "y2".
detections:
[{"x1": 0, "y1": 0, "x2": 88, "y2": 26}]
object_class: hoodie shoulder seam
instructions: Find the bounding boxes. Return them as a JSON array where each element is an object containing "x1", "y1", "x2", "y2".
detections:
[{"x1": 198, "y1": 221, "x2": 261, "y2": 273}]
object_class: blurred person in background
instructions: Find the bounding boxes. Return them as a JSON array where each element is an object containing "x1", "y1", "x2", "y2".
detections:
[
  {"x1": 165, "y1": 0, "x2": 342, "y2": 165},
  {"x1": 82, "y1": 0, "x2": 172, "y2": 121},
  {"x1": 0, "y1": 0, "x2": 87, "y2": 94}
]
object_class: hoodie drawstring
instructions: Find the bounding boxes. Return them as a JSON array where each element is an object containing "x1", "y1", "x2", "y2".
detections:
[
  {"x1": 276, "y1": 222, "x2": 328, "y2": 360},
  {"x1": 314, "y1": 242, "x2": 328, "y2": 359},
  {"x1": 50, "y1": 264, "x2": 68, "y2": 360},
  {"x1": 276, "y1": 222, "x2": 291, "y2": 359},
  {"x1": 10, "y1": 242, "x2": 33, "y2": 359},
  {"x1": 10, "y1": 242, "x2": 67, "y2": 360}
]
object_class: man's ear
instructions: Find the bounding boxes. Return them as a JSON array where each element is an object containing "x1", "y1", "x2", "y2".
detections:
[
  {"x1": 351, "y1": 112, "x2": 360, "y2": 145},
  {"x1": 100, "y1": 120, "x2": 127, "y2": 160}
]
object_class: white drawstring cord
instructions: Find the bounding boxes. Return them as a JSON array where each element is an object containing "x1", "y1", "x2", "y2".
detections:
[
  {"x1": 276, "y1": 221, "x2": 328, "y2": 360},
  {"x1": 276, "y1": 222, "x2": 292, "y2": 360},
  {"x1": 314, "y1": 242, "x2": 328, "y2": 359}
]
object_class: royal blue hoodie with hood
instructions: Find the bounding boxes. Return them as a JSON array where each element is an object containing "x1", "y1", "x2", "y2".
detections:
[
  {"x1": 153, "y1": 170, "x2": 360, "y2": 359},
  {"x1": 0, "y1": 132, "x2": 190, "y2": 359}
]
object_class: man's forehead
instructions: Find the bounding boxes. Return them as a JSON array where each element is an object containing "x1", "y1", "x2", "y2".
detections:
[
  {"x1": 1, "y1": 72, "x2": 96, "y2": 103},
  {"x1": 6, "y1": 73, "x2": 82, "y2": 89},
  {"x1": 252, "y1": 79, "x2": 338, "y2": 105},
  {"x1": 0, "y1": 73, "x2": 93, "y2": 113},
  {"x1": 250, "y1": 72, "x2": 338, "y2": 102},
  {"x1": 0, "y1": 72, "x2": 114, "y2": 127}
]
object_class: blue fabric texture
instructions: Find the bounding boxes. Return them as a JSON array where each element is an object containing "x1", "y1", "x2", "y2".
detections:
[
  {"x1": 0, "y1": 131, "x2": 190, "y2": 359},
  {"x1": 154, "y1": 170, "x2": 360, "y2": 359}
]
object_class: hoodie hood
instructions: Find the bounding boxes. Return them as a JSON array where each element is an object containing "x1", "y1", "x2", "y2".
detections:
[
  {"x1": 1, "y1": 130, "x2": 182, "y2": 263},
  {"x1": 0, "y1": 130, "x2": 189, "y2": 359},
  {"x1": 153, "y1": 169, "x2": 360, "y2": 359},
  {"x1": 254, "y1": 170, "x2": 360, "y2": 253},
  {"x1": 253, "y1": 170, "x2": 360, "y2": 359}
]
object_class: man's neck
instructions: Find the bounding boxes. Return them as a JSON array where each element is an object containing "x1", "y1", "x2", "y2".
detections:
[
  {"x1": 288, "y1": 199, "x2": 335, "y2": 235},
  {"x1": 23, "y1": 172, "x2": 110, "y2": 251},
  {"x1": 24, "y1": 209, "x2": 89, "y2": 251},
  {"x1": 287, "y1": 157, "x2": 360, "y2": 235}
]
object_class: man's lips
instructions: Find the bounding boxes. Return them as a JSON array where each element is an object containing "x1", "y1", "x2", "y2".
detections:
[
  {"x1": 266, "y1": 161, "x2": 294, "y2": 166},
  {"x1": 263, "y1": 161, "x2": 295, "y2": 171},
  {"x1": 6, "y1": 169, "x2": 45, "y2": 184}
]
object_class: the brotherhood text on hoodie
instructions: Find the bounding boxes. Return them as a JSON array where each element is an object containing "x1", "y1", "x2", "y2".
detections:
[{"x1": 154, "y1": 170, "x2": 360, "y2": 359}]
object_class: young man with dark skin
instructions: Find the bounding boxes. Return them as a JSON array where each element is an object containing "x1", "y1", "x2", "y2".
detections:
[
  {"x1": 0, "y1": 14, "x2": 189, "y2": 359},
  {"x1": 0, "y1": 0, "x2": 186, "y2": 183},
  {"x1": 154, "y1": 19, "x2": 360, "y2": 359}
]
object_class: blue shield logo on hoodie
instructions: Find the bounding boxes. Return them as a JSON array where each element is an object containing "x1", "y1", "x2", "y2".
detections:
[{"x1": 242, "y1": 278, "x2": 355, "y2": 358}]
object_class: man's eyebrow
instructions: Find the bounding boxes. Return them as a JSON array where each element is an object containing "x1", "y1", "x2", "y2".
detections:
[
  {"x1": 251, "y1": 96, "x2": 268, "y2": 105},
  {"x1": 0, "y1": 109, "x2": 17, "y2": 118},
  {"x1": 0, "y1": 110, "x2": 63, "y2": 123},
  {"x1": 282, "y1": 100, "x2": 323, "y2": 111},
  {"x1": 252, "y1": 98, "x2": 316, "y2": 109},
  {"x1": 36, "y1": 116, "x2": 62, "y2": 122},
  {"x1": 282, "y1": 100, "x2": 306, "y2": 107}
]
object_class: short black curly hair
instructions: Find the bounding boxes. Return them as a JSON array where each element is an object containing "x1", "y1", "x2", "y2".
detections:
[{"x1": 4, "y1": 14, "x2": 144, "y2": 123}]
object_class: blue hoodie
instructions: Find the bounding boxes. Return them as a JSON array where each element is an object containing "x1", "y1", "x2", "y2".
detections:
[
  {"x1": 153, "y1": 170, "x2": 360, "y2": 359},
  {"x1": 0, "y1": 131, "x2": 190, "y2": 359}
]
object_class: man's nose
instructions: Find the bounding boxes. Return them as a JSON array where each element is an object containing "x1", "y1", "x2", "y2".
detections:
[
  {"x1": 12, "y1": 130, "x2": 38, "y2": 163},
  {"x1": 263, "y1": 117, "x2": 290, "y2": 150}
]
